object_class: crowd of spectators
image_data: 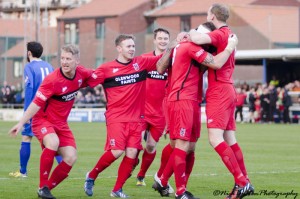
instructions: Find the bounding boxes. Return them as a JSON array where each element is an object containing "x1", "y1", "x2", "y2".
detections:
[
  {"x1": 0, "y1": 81, "x2": 106, "y2": 109},
  {"x1": 0, "y1": 81, "x2": 23, "y2": 109},
  {"x1": 233, "y1": 80, "x2": 300, "y2": 124},
  {"x1": 1, "y1": 79, "x2": 300, "y2": 124}
]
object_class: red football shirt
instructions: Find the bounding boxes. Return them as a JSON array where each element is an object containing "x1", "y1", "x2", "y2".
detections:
[
  {"x1": 142, "y1": 51, "x2": 167, "y2": 117},
  {"x1": 32, "y1": 66, "x2": 93, "y2": 125},
  {"x1": 168, "y1": 41, "x2": 207, "y2": 102},
  {"x1": 87, "y1": 56, "x2": 161, "y2": 124},
  {"x1": 207, "y1": 26, "x2": 235, "y2": 85}
]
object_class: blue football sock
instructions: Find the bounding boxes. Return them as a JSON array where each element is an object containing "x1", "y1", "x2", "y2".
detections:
[
  {"x1": 20, "y1": 142, "x2": 31, "y2": 174},
  {"x1": 55, "y1": 155, "x2": 63, "y2": 164}
]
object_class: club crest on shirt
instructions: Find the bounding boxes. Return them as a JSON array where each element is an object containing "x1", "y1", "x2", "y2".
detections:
[
  {"x1": 180, "y1": 128, "x2": 186, "y2": 137},
  {"x1": 41, "y1": 127, "x2": 47, "y2": 134},
  {"x1": 78, "y1": 79, "x2": 82, "y2": 87},
  {"x1": 133, "y1": 63, "x2": 140, "y2": 71},
  {"x1": 110, "y1": 139, "x2": 116, "y2": 146}
]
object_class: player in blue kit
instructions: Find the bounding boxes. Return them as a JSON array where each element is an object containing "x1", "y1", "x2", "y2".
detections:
[{"x1": 9, "y1": 41, "x2": 62, "y2": 178}]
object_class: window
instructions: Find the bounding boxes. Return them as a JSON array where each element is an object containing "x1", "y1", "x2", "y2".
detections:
[
  {"x1": 95, "y1": 57, "x2": 105, "y2": 67},
  {"x1": 65, "y1": 21, "x2": 79, "y2": 44},
  {"x1": 146, "y1": 19, "x2": 155, "y2": 34},
  {"x1": 180, "y1": 16, "x2": 191, "y2": 32},
  {"x1": 96, "y1": 19, "x2": 105, "y2": 39},
  {"x1": 13, "y1": 59, "x2": 23, "y2": 78}
]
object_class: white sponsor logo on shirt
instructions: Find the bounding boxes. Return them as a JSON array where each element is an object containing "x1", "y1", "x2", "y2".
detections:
[
  {"x1": 36, "y1": 91, "x2": 47, "y2": 101},
  {"x1": 195, "y1": 49, "x2": 205, "y2": 57},
  {"x1": 207, "y1": 119, "x2": 213, "y2": 123},
  {"x1": 112, "y1": 68, "x2": 119, "y2": 73}
]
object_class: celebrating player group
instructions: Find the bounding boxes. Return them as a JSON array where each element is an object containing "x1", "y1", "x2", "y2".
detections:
[{"x1": 8, "y1": 3, "x2": 254, "y2": 199}]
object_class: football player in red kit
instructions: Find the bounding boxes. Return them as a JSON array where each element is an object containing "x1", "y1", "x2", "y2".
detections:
[
  {"x1": 188, "y1": 3, "x2": 254, "y2": 199},
  {"x1": 83, "y1": 34, "x2": 175, "y2": 198},
  {"x1": 153, "y1": 27, "x2": 238, "y2": 199},
  {"x1": 9, "y1": 44, "x2": 94, "y2": 199}
]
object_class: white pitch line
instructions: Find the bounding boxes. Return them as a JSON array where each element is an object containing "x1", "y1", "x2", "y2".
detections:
[{"x1": 1, "y1": 170, "x2": 299, "y2": 181}]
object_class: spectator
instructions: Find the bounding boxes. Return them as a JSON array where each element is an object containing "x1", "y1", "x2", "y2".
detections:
[
  {"x1": 94, "y1": 86, "x2": 106, "y2": 107},
  {"x1": 292, "y1": 80, "x2": 300, "y2": 91},
  {"x1": 269, "y1": 84, "x2": 278, "y2": 122},
  {"x1": 74, "y1": 90, "x2": 86, "y2": 108},
  {"x1": 269, "y1": 75, "x2": 279, "y2": 87},
  {"x1": 84, "y1": 91, "x2": 95, "y2": 105},
  {"x1": 235, "y1": 87, "x2": 247, "y2": 123},
  {"x1": 282, "y1": 84, "x2": 293, "y2": 123},
  {"x1": 260, "y1": 87, "x2": 270, "y2": 123},
  {"x1": 247, "y1": 87, "x2": 256, "y2": 123}
]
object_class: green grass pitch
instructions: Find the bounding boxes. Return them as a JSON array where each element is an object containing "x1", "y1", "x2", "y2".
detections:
[{"x1": 0, "y1": 121, "x2": 299, "y2": 199}]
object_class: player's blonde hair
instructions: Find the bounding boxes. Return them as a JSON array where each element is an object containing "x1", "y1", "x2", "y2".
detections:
[
  {"x1": 61, "y1": 44, "x2": 80, "y2": 58},
  {"x1": 210, "y1": 3, "x2": 229, "y2": 22}
]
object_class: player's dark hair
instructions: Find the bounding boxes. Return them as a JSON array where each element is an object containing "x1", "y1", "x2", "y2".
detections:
[
  {"x1": 115, "y1": 34, "x2": 135, "y2": 46},
  {"x1": 27, "y1": 41, "x2": 43, "y2": 58},
  {"x1": 211, "y1": 3, "x2": 229, "y2": 22},
  {"x1": 153, "y1": 28, "x2": 170, "y2": 39},
  {"x1": 201, "y1": 22, "x2": 216, "y2": 32},
  {"x1": 61, "y1": 44, "x2": 80, "y2": 58}
]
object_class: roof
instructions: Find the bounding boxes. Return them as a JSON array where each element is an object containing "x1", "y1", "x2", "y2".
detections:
[
  {"x1": 145, "y1": 0, "x2": 256, "y2": 17},
  {"x1": 236, "y1": 48, "x2": 300, "y2": 60},
  {"x1": 232, "y1": 5, "x2": 299, "y2": 43},
  {"x1": 58, "y1": 0, "x2": 151, "y2": 20},
  {"x1": 251, "y1": 0, "x2": 300, "y2": 7},
  {"x1": 0, "y1": 19, "x2": 26, "y2": 37},
  {"x1": 1, "y1": 27, "x2": 58, "y2": 58}
]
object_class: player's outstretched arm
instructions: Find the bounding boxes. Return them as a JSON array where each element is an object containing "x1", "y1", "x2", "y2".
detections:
[
  {"x1": 189, "y1": 29, "x2": 212, "y2": 45},
  {"x1": 8, "y1": 102, "x2": 41, "y2": 137},
  {"x1": 157, "y1": 39, "x2": 178, "y2": 74},
  {"x1": 202, "y1": 34, "x2": 238, "y2": 70}
]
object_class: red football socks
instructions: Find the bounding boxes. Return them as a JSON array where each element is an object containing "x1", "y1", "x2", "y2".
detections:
[
  {"x1": 185, "y1": 151, "x2": 195, "y2": 186},
  {"x1": 48, "y1": 161, "x2": 72, "y2": 190},
  {"x1": 137, "y1": 149, "x2": 156, "y2": 178},
  {"x1": 230, "y1": 143, "x2": 249, "y2": 181},
  {"x1": 113, "y1": 156, "x2": 135, "y2": 192},
  {"x1": 214, "y1": 142, "x2": 248, "y2": 186},
  {"x1": 39, "y1": 148, "x2": 56, "y2": 188},
  {"x1": 173, "y1": 148, "x2": 187, "y2": 196},
  {"x1": 157, "y1": 143, "x2": 173, "y2": 178},
  {"x1": 89, "y1": 150, "x2": 117, "y2": 179}
]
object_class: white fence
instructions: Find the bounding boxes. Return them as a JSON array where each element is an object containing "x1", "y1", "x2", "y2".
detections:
[{"x1": 1, "y1": 105, "x2": 300, "y2": 123}]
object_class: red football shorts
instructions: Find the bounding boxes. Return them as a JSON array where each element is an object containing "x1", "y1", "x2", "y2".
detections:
[
  {"x1": 145, "y1": 115, "x2": 165, "y2": 142},
  {"x1": 167, "y1": 100, "x2": 200, "y2": 142},
  {"x1": 206, "y1": 83, "x2": 236, "y2": 130},
  {"x1": 32, "y1": 119, "x2": 76, "y2": 148},
  {"x1": 105, "y1": 122, "x2": 144, "y2": 151}
]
